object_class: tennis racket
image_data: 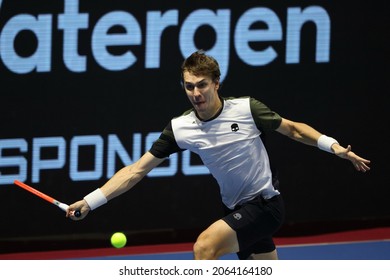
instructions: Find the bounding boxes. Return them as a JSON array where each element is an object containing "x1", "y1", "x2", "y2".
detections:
[{"x1": 14, "y1": 180, "x2": 81, "y2": 217}]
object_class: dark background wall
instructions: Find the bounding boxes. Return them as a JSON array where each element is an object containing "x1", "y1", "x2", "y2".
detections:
[{"x1": 0, "y1": 0, "x2": 388, "y2": 253}]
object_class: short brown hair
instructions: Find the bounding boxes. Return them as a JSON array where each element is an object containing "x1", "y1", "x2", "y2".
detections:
[{"x1": 181, "y1": 50, "x2": 221, "y2": 82}]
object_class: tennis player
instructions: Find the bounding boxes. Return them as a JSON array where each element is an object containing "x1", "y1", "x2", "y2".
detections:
[{"x1": 67, "y1": 50, "x2": 370, "y2": 260}]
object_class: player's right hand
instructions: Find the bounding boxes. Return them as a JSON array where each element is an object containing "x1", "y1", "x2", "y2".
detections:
[{"x1": 66, "y1": 200, "x2": 91, "y2": 220}]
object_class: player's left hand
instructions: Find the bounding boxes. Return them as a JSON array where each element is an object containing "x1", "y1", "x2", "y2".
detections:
[{"x1": 332, "y1": 144, "x2": 371, "y2": 172}]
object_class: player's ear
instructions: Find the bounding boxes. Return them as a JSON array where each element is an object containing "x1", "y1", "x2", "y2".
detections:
[{"x1": 214, "y1": 79, "x2": 220, "y2": 90}]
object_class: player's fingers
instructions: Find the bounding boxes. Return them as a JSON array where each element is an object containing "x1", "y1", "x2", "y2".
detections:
[
  {"x1": 66, "y1": 207, "x2": 80, "y2": 219},
  {"x1": 69, "y1": 211, "x2": 82, "y2": 220},
  {"x1": 355, "y1": 161, "x2": 370, "y2": 172},
  {"x1": 70, "y1": 206, "x2": 90, "y2": 220},
  {"x1": 360, "y1": 162, "x2": 370, "y2": 172},
  {"x1": 65, "y1": 207, "x2": 72, "y2": 217},
  {"x1": 66, "y1": 209, "x2": 77, "y2": 219}
]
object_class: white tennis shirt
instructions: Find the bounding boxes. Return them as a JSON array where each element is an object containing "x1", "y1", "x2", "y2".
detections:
[{"x1": 151, "y1": 96, "x2": 282, "y2": 209}]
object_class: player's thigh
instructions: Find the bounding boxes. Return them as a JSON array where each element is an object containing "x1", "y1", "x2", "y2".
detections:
[{"x1": 196, "y1": 219, "x2": 239, "y2": 255}]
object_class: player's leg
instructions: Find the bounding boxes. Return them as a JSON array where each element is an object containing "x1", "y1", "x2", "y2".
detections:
[
  {"x1": 193, "y1": 195, "x2": 285, "y2": 260},
  {"x1": 224, "y1": 194, "x2": 285, "y2": 260},
  {"x1": 193, "y1": 219, "x2": 239, "y2": 260}
]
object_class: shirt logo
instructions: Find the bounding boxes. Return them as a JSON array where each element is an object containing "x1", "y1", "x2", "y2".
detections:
[{"x1": 231, "y1": 123, "x2": 239, "y2": 132}]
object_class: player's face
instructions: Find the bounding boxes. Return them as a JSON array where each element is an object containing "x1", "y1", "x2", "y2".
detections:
[{"x1": 183, "y1": 71, "x2": 221, "y2": 120}]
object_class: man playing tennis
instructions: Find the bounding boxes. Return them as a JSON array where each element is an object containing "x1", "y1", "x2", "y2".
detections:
[{"x1": 67, "y1": 50, "x2": 370, "y2": 260}]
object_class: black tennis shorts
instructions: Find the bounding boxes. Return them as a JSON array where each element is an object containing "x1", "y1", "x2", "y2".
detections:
[{"x1": 222, "y1": 194, "x2": 285, "y2": 260}]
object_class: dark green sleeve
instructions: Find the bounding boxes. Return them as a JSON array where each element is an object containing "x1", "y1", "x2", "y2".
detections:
[
  {"x1": 149, "y1": 121, "x2": 184, "y2": 158},
  {"x1": 250, "y1": 97, "x2": 282, "y2": 132}
]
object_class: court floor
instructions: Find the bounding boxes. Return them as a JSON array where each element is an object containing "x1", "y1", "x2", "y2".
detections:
[{"x1": 1, "y1": 227, "x2": 389, "y2": 260}]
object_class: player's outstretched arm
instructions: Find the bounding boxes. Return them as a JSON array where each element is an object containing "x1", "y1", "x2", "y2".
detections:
[
  {"x1": 66, "y1": 152, "x2": 165, "y2": 220},
  {"x1": 276, "y1": 118, "x2": 370, "y2": 172}
]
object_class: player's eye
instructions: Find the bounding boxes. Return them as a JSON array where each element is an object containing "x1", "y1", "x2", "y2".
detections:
[
  {"x1": 196, "y1": 82, "x2": 208, "y2": 89},
  {"x1": 185, "y1": 83, "x2": 195, "y2": 91}
]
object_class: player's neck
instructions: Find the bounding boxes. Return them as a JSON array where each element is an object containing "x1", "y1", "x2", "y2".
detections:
[{"x1": 197, "y1": 96, "x2": 223, "y2": 121}]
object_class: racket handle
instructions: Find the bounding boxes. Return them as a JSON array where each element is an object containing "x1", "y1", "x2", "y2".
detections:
[
  {"x1": 74, "y1": 210, "x2": 81, "y2": 217},
  {"x1": 58, "y1": 202, "x2": 81, "y2": 217},
  {"x1": 58, "y1": 202, "x2": 70, "y2": 212}
]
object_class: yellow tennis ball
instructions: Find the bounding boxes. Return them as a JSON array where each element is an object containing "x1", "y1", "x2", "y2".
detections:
[{"x1": 110, "y1": 232, "x2": 127, "y2": 248}]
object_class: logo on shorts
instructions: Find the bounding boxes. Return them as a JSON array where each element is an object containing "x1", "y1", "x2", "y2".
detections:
[{"x1": 233, "y1": 213, "x2": 242, "y2": 220}]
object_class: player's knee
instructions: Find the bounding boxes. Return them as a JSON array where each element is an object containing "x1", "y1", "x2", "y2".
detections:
[{"x1": 193, "y1": 236, "x2": 218, "y2": 260}]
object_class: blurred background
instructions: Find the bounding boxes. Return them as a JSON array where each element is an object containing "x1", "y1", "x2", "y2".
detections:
[{"x1": 0, "y1": 0, "x2": 388, "y2": 254}]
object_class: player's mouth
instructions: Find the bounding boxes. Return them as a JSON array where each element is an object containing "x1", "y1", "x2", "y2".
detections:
[
  {"x1": 193, "y1": 99, "x2": 206, "y2": 105},
  {"x1": 193, "y1": 101, "x2": 206, "y2": 109}
]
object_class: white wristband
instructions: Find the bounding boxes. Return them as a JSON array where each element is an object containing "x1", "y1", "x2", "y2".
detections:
[
  {"x1": 317, "y1": 135, "x2": 339, "y2": 153},
  {"x1": 84, "y1": 188, "x2": 107, "y2": 210}
]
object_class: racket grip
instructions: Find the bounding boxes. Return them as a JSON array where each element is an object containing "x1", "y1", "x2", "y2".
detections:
[
  {"x1": 74, "y1": 210, "x2": 81, "y2": 217},
  {"x1": 58, "y1": 202, "x2": 81, "y2": 217},
  {"x1": 58, "y1": 202, "x2": 70, "y2": 212}
]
